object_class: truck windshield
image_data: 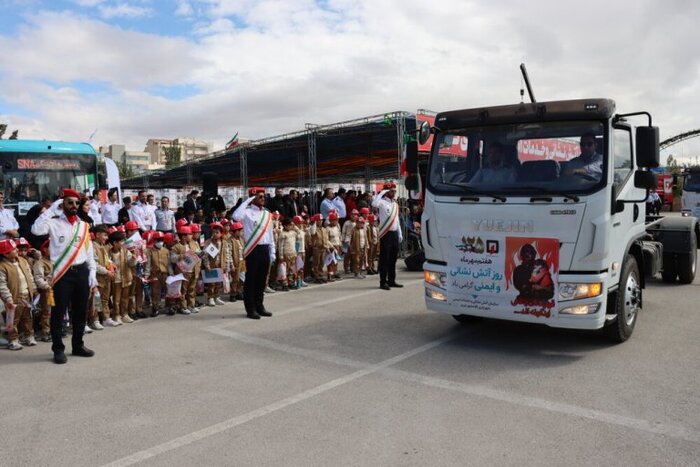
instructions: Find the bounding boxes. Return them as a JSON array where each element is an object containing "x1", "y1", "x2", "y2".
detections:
[
  {"x1": 427, "y1": 121, "x2": 606, "y2": 195},
  {"x1": 684, "y1": 173, "x2": 700, "y2": 192},
  {"x1": 0, "y1": 152, "x2": 97, "y2": 215}
]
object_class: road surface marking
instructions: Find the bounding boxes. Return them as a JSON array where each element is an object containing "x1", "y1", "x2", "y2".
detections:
[
  {"x1": 208, "y1": 327, "x2": 700, "y2": 444},
  {"x1": 101, "y1": 332, "x2": 457, "y2": 467}
]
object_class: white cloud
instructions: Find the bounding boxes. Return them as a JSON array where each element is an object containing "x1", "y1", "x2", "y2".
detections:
[
  {"x1": 1, "y1": 0, "x2": 700, "y2": 159},
  {"x1": 99, "y1": 2, "x2": 152, "y2": 19},
  {"x1": 71, "y1": 0, "x2": 106, "y2": 6},
  {"x1": 175, "y1": 0, "x2": 194, "y2": 17}
]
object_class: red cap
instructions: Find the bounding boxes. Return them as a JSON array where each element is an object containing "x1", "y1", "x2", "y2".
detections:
[
  {"x1": 231, "y1": 222, "x2": 243, "y2": 231},
  {"x1": 0, "y1": 239, "x2": 17, "y2": 255},
  {"x1": 152, "y1": 231, "x2": 165, "y2": 240},
  {"x1": 328, "y1": 211, "x2": 339, "y2": 220},
  {"x1": 90, "y1": 232, "x2": 95, "y2": 241},
  {"x1": 125, "y1": 221, "x2": 139, "y2": 231},
  {"x1": 177, "y1": 225, "x2": 192, "y2": 235},
  {"x1": 221, "y1": 218, "x2": 230, "y2": 225},
  {"x1": 367, "y1": 214, "x2": 375, "y2": 222},
  {"x1": 189, "y1": 223, "x2": 201, "y2": 233},
  {"x1": 272, "y1": 211, "x2": 280, "y2": 219},
  {"x1": 210, "y1": 222, "x2": 223, "y2": 231},
  {"x1": 383, "y1": 181, "x2": 397, "y2": 190},
  {"x1": 116, "y1": 225, "x2": 126, "y2": 233},
  {"x1": 163, "y1": 233, "x2": 175, "y2": 245},
  {"x1": 359, "y1": 207, "x2": 370, "y2": 215},
  {"x1": 311, "y1": 213, "x2": 323, "y2": 222},
  {"x1": 351, "y1": 209, "x2": 359, "y2": 215},
  {"x1": 107, "y1": 227, "x2": 117, "y2": 235},
  {"x1": 292, "y1": 215, "x2": 303, "y2": 225},
  {"x1": 248, "y1": 187, "x2": 265, "y2": 196},
  {"x1": 176, "y1": 218, "x2": 189, "y2": 227},
  {"x1": 17, "y1": 237, "x2": 30, "y2": 247},
  {"x1": 61, "y1": 188, "x2": 81, "y2": 199}
]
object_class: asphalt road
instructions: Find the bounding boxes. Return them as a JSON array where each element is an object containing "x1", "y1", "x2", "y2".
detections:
[{"x1": 2, "y1": 263, "x2": 699, "y2": 467}]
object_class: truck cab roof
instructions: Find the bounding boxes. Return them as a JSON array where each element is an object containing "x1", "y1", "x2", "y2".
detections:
[{"x1": 434, "y1": 98, "x2": 616, "y2": 130}]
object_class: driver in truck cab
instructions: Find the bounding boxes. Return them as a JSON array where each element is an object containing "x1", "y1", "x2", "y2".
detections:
[
  {"x1": 563, "y1": 133, "x2": 603, "y2": 179},
  {"x1": 469, "y1": 142, "x2": 518, "y2": 184}
]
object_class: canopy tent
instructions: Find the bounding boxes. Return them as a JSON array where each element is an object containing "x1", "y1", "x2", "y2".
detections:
[{"x1": 122, "y1": 111, "x2": 416, "y2": 191}]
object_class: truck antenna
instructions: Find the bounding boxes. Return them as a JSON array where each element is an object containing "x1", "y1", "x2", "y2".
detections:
[{"x1": 519, "y1": 63, "x2": 536, "y2": 103}]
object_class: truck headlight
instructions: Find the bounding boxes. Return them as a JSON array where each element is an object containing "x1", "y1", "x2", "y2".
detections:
[
  {"x1": 558, "y1": 282, "x2": 602, "y2": 301},
  {"x1": 559, "y1": 303, "x2": 601, "y2": 315},
  {"x1": 424, "y1": 270, "x2": 447, "y2": 289},
  {"x1": 425, "y1": 289, "x2": 447, "y2": 301}
]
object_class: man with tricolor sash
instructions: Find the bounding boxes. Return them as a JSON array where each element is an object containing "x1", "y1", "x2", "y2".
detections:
[
  {"x1": 32, "y1": 188, "x2": 98, "y2": 364},
  {"x1": 371, "y1": 181, "x2": 404, "y2": 291},
  {"x1": 232, "y1": 187, "x2": 276, "y2": 320}
]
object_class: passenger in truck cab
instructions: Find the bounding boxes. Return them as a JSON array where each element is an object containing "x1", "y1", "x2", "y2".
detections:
[
  {"x1": 469, "y1": 142, "x2": 518, "y2": 184},
  {"x1": 563, "y1": 133, "x2": 603, "y2": 180}
]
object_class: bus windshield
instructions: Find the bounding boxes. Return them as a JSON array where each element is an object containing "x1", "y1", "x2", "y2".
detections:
[
  {"x1": 427, "y1": 121, "x2": 607, "y2": 196},
  {"x1": 0, "y1": 152, "x2": 97, "y2": 215}
]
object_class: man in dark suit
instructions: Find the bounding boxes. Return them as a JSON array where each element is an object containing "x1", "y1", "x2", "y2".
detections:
[
  {"x1": 267, "y1": 188, "x2": 286, "y2": 216},
  {"x1": 183, "y1": 190, "x2": 200, "y2": 216}
]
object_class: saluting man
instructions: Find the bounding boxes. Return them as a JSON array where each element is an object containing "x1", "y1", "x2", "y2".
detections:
[
  {"x1": 31, "y1": 188, "x2": 98, "y2": 364},
  {"x1": 371, "y1": 181, "x2": 403, "y2": 290},
  {"x1": 232, "y1": 187, "x2": 276, "y2": 320}
]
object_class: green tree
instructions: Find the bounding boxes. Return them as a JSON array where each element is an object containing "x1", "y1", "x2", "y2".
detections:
[
  {"x1": 666, "y1": 154, "x2": 682, "y2": 175},
  {"x1": 164, "y1": 141, "x2": 182, "y2": 168},
  {"x1": 117, "y1": 160, "x2": 135, "y2": 179}
]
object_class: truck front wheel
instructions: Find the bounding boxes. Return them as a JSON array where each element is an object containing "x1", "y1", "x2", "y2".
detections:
[
  {"x1": 677, "y1": 233, "x2": 697, "y2": 284},
  {"x1": 605, "y1": 255, "x2": 641, "y2": 343}
]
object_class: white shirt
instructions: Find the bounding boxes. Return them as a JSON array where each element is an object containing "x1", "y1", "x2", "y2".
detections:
[
  {"x1": 147, "y1": 203, "x2": 158, "y2": 222},
  {"x1": 332, "y1": 196, "x2": 347, "y2": 219},
  {"x1": 31, "y1": 200, "x2": 97, "y2": 287},
  {"x1": 130, "y1": 201, "x2": 152, "y2": 231},
  {"x1": 320, "y1": 198, "x2": 335, "y2": 220},
  {"x1": 89, "y1": 201, "x2": 103, "y2": 225},
  {"x1": 101, "y1": 201, "x2": 120, "y2": 225},
  {"x1": 371, "y1": 190, "x2": 402, "y2": 242},
  {"x1": 232, "y1": 196, "x2": 276, "y2": 261},
  {"x1": 155, "y1": 208, "x2": 175, "y2": 232},
  {"x1": 0, "y1": 206, "x2": 19, "y2": 240}
]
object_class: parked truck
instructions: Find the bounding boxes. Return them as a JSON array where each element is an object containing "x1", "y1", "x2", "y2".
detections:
[{"x1": 410, "y1": 96, "x2": 698, "y2": 342}]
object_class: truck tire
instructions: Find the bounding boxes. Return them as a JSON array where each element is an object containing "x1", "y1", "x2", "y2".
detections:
[
  {"x1": 661, "y1": 253, "x2": 677, "y2": 283},
  {"x1": 605, "y1": 255, "x2": 641, "y2": 343},
  {"x1": 453, "y1": 314, "x2": 483, "y2": 324},
  {"x1": 677, "y1": 233, "x2": 697, "y2": 284}
]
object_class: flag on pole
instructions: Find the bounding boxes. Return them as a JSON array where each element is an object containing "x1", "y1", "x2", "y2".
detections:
[{"x1": 225, "y1": 132, "x2": 239, "y2": 150}]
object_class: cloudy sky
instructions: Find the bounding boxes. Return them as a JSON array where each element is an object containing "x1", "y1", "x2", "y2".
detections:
[{"x1": 1, "y1": 0, "x2": 699, "y2": 163}]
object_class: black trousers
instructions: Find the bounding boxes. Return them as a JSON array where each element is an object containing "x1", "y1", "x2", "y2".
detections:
[
  {"x1": 51, "y1": 263, "x2": 90, "y2": 353},
  {"x1": 379, "y1": 231, "x2": 399, "y2": 285},
  {"x1": 244, "y1": 244, "x2": 271, "y2": 314}
]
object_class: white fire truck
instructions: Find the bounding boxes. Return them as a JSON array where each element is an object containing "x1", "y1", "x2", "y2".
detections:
[{"x1": 412, "y1": 95, "x2": 698, "y2": 342}]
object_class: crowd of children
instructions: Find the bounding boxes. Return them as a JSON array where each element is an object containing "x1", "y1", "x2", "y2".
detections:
[{"x1": 1, "y1": 204, "x2": 381, "y2": 351}]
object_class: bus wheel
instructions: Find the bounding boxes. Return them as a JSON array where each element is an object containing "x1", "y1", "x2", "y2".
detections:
[
  {"x1": 453, "y1": 315, "x2": 483, "y2": 324},
  {"x1": 605, "y1": 255, "x2": 640, "y2": 343}
]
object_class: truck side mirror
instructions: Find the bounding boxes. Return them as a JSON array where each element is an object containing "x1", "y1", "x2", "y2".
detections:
[
  {"x1": 418, "y1": 121, "x2": 431, "y2": 146},
  {"x1": 405, "y1": 174, "x2": 419, "y2": 191},
  {"x1": 636, "y1": 126, "x2": 659, "y2": 168},
  {"x1": 634, "y1": 170, "x2": 657, "y2": 190}
]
